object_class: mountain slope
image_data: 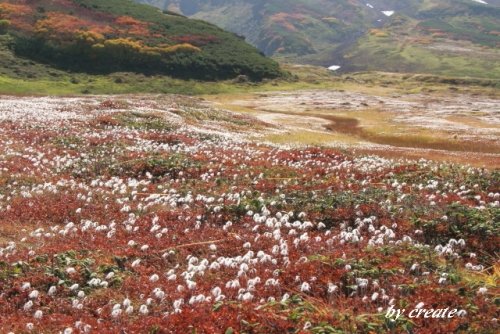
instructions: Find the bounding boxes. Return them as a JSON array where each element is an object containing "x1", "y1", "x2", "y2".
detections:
[
  {"x1": 137, "y1": 0, "x2": 373, "y2": 56},
  {"x1": 136, "y1": 0, "x2": 500, "y2": 78},
  {"x1": 0, "y1": 0, "x2": 282, "y2": 80}
]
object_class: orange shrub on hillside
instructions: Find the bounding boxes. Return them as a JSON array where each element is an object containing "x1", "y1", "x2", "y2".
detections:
[
  {"x1": 75, "y1": 30, "x2": 105, "y2": 45},
  {"x1": 35, "y1": 12, "x2": 88, "y2": 35},
  {"x1": 0, "y1": 3, "x2": 34, "y2": 32},
  {"x1": 97, "y1": 38, "x2": 160, "y2": 60},
  {"x1": 101, "y1": 38, "x2": 144, "y2": 51},
  {"x1": 0, "y1": 3, "x2": 32, "y2": 15},
  {"x1": 160, "y1": 43, "x2": 201, "y2": 54},
  {"x1": 115, "y1": 16, "x2": 150, "y2": 36},
  {"x1": 100, "y1": 39, "x2": 201, "y2": 56},
  {"x1": 35, "y1": 12, "x2": 114, "y2": 40}
]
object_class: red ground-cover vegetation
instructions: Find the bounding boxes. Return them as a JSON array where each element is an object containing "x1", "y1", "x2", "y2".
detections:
[{"x1": 0, "y1": 96, "x2": 498, "y2": 333}]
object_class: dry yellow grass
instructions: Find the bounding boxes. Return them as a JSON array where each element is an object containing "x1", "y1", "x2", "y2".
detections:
[
  {"x1": 204, "y1": 74, "x2": 500, "y2": 166},
  {"x1": 260, "y1": 130, "x2": 361, "y2": 146}
]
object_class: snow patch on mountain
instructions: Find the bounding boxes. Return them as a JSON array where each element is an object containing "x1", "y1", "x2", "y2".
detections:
[{"x1": 328, "y1": 65, "x2": 341, "y2": 71}]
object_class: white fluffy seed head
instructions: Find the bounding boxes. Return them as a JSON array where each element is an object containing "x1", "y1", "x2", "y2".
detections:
[
  {"x1": 33, "y1": 310, "x2": 43, "y2": 319},
  {"x1": 139, "y1": 305, "x2": 149, "y2": 315}
]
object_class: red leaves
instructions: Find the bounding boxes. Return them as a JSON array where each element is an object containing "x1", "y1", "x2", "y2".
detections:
[
  {"x1": 2, "y1": 192, "x2": 81, "y2": 225},
  {"x1": 0, "y1": 2, "x2": 33, "y2": 32},
  {"x1": 141, "y1": 132, "x2": 196, "y2": 146},
  {"x1": 172, "y1": 34, "x2": 219, "y2": 46},
  {"x1": 115, "y1": 15, "x2": 150, "y2": 36},
  {"x1": 0, "y1": 96, "x2": 498, "y2": 333},
  {"x1": 3, "y1": 1, "x2": 153, "y2": 49}
]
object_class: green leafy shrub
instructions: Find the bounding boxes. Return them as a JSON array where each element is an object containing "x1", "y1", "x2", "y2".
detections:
[{"x1": 0, "y1": 20, "x2": 10, "y2": 35}]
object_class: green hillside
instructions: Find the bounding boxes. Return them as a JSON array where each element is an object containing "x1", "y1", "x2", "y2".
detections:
[{"x1": 0, "y1": 0, "x2": 282, "y2": 81}]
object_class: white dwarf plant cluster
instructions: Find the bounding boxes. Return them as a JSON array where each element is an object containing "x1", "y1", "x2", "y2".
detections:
[{"x1": 0, "y1": 96, "x2": 497, "y2": 333}]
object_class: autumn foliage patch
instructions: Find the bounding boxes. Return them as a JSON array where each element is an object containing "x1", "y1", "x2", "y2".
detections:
[{"x1": 0, "y1": 0, "x2": 282, "y2": 80}]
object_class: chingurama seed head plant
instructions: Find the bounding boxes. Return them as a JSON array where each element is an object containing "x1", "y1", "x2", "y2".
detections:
[{"x1": 0, "y1": 95, "x2": 498, "y2": 333}]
